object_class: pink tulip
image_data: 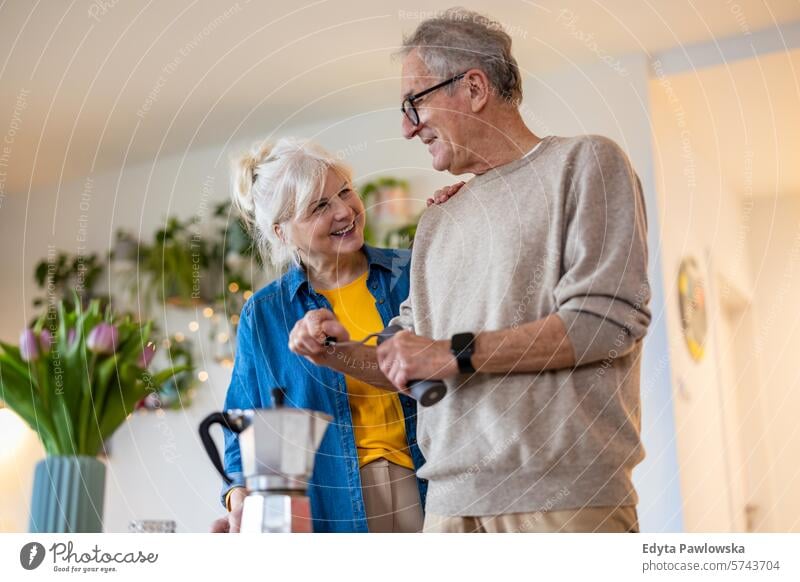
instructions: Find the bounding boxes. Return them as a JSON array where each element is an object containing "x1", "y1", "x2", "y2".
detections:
[
  {"x1": 39, "y1": 329, "x2": 53, "y2": 354},
  {"x1": 19, "y1": 329, "x2": 39, "y2": 362},
  {"x1": 87, "y1": 323, "x2": 118, "y2": 354},
  {"x1": 67, "y1": 328, "x2": 77, "y2": 347},
  {"x1": 138, "y1": 343, "x2": 156, "y2": 368},
  {"x1": 144, "y1": 393, "x2": 161, "y2": 408}
]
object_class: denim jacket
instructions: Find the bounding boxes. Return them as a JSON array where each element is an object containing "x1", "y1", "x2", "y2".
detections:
[{"x1": 220, "y1": 245, "x2": 427, "y2": 532}]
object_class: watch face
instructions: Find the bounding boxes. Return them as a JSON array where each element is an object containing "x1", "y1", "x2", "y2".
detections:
[{"x1": 451, "y1": 333, "x2": 474, "y2": 352}]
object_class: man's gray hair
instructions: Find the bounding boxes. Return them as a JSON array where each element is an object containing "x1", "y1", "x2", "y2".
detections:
[{"x1": 398, "y1": 7, "x2": 522, "y2": 105}]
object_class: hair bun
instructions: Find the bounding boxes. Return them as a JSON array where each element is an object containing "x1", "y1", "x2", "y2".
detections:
[{"x1": 232, "y1": 140, "x2": 274, "y2": 214}]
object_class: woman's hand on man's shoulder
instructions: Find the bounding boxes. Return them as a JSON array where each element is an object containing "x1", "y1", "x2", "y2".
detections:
[{"x1": 426, "y1": 181, "x2": 465, "y2": 207}]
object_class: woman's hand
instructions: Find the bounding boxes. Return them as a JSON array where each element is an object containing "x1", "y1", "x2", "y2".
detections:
[
  {"x1": 210, "y1": 487, "x2": 247, "y2": 533},
  {"x1": 426, "y1": 181, "x2": 466, "y2": 207},
  {"x1": 289, "y1": 309, "x2": 349, "y2": 364}
]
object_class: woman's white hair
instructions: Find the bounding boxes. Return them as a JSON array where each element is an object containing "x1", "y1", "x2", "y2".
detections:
[{"x1": 231, "y1": 137, "x2": 352, "y2": 269}]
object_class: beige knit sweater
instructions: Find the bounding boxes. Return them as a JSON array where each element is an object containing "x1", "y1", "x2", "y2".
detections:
[{"x1": 392, "y1": 135, "x2": 652, "y2": 516}]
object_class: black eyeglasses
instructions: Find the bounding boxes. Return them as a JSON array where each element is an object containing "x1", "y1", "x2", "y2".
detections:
[{"x1": 401, "y1": 71, "x2": 467, "y2": 126}]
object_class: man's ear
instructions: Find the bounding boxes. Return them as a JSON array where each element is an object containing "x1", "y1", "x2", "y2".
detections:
[{"x1": 465, "y1": 69, "x2": 491, "y2": 113}]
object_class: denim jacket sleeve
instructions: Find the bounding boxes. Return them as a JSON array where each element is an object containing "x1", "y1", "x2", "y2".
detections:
[{"x1": 218, "y1": 301, "x2": 261, "y2": 508}]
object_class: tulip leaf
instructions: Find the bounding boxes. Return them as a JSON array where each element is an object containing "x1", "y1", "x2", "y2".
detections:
[{"x1": 0, "y1": 340, "x2": 23, "y2": 360}]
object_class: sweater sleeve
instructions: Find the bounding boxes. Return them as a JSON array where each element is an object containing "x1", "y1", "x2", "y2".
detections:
[
  {"x1": 388, "y1": 296, "x2": 416, "y2": 333},
  {"x1": 553, "y1": 136, "x2": 652, "y2": 366}
]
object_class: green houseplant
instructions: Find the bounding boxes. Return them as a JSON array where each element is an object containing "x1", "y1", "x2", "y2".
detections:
[
  {"x1": 140, "y1": 216, "x2": 208, "y2": 306},
  {"x1": 358, "y1": 177, "x2": 418, "y2": 248},
  {"x1": 135, "y1": 335, "x2": 198, "y2": 411},
  {"x1": 33, "y1": 251, "x2": 104, "y2": 310},
  {"x1": 209, "y1": 200, "x2": 263, "y2": 295},
  {"x1": 0, "y1": 297, "x2": 190, "y2": 532}
]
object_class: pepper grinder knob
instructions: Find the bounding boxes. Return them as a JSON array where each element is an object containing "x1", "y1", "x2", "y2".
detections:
[{"x1": 271, "y1": 387, "x2": 286, "y2": 408}]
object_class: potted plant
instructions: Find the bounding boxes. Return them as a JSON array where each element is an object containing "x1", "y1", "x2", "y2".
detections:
[
  {"x1": 140, "y1": 216, "x2": 209, "y2": 306},
  {"x1": 210, "y1": 201, "x2": 266, "y2": 294},
  {"x1": 206, "y1": 202, "x2": 267, "y2": 345},
  {"x1": 383, "y1": 221, "x2": 419, "y2": 249},
  {"x1": 108, "y1": 230, "x2": 140, "y2": 264},
  {"x1": 0, "y1": 297, "x2": 190, "y2": 532},
  {"x1": 358, "y1": 177, "x2": 419, "y2": 247},
  {"x1": 107, "y1": 230, "x2": 152, "y2": 317},
  {"x1": 135, "y1": 335, "x2": 198, "y2": 411},
  {"x1": 33, "y1": 251, "x2": 104, "y2": 310}
]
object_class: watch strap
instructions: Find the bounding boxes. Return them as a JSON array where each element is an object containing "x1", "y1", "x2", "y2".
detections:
[{"x1": 451, "y1": 332, "x2": 476, "y2": 374}]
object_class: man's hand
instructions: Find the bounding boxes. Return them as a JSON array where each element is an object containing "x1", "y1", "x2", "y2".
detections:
[
  {"x1": 289, "y1": 309, "x2": 348, "y2": 364},
  {"x1": 210, "y1": 487, "x2": 247, "y2": 533},
  {"x1": 375, "y1": 330, "x2": 458, "y2": 392},
  {"x1": 426, "y1": 181, "x2": 466, "y2": 207}
]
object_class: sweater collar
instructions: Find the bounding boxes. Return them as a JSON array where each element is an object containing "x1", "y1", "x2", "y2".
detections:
[{"x1": 467, "y1": 135, "x2": 555, "y2": 190}]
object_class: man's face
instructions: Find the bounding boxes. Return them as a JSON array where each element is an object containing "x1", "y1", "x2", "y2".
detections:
[{"x1": 400, "y1": 50, "x2": 470, "y2": 174}]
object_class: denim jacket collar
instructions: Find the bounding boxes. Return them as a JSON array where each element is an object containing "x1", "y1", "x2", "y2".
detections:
[{"x1": 285, "y1": 245, "x2": 396, "y2": 301}]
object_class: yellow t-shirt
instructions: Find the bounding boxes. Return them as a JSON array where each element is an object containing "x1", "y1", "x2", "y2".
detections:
[{"x1": 317, "y1": 271, "x2": 414, "y2": 470}]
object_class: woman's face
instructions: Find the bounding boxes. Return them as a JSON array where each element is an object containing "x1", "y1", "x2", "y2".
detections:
[{"x1": 287, "y1": 168, "x2": 365, "y2": 266}]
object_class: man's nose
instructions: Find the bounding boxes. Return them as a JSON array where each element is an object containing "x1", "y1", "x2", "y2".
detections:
[{"x1": 401, "y1": 114, "x2": 420, "y2": 140}]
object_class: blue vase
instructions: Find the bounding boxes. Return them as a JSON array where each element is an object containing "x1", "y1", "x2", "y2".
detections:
[{"x1": 29, "y1": 455, "x2": 106, "y2": 533}]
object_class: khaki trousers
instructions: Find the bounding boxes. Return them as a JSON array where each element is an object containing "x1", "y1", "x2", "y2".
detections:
[
  {"x1": 360, "y1": 458, "x2": 424, "y2": 533},
  {"x1": 423, "y1": 505, "x2": 639, "y2": 533}
]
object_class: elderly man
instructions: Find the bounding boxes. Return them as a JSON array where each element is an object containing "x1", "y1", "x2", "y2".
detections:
[{"x1": 290, "y1": 8, "x2": 650, "y2": 533}]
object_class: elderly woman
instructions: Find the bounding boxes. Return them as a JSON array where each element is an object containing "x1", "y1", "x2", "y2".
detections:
[{"x1": 210, "y1": 137, "x2": 460, "y2": 533}]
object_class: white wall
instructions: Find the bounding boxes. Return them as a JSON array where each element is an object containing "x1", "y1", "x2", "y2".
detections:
[
  {"x1": 746, "y1": 195, "x2": 800, "y2": 532},
  {"x1": 0, "y1": 410, "x2": 45, "y2": 531},
  {"x1": 648, "y1": 60, "x2": 799, "y2": 531},
  {"x1": 647, "y1": 128, "x2": 750, "y2": 531},
  {"x1": 0, "y1": 55, "x2": 685, "y2": 532}
]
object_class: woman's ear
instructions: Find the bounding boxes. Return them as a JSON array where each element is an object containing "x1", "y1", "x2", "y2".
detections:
[{"x1": 273, "y1": 224, "x2": 285, "y2": 243}]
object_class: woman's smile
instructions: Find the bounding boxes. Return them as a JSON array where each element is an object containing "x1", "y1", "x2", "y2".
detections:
[{"x1": 330, "y1": 221, "x2": 355, "y2": 237}]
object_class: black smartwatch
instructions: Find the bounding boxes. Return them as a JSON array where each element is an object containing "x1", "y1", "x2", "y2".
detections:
[{"x1": 450, "y1": 332, "x2": 476, "y2": 374}]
